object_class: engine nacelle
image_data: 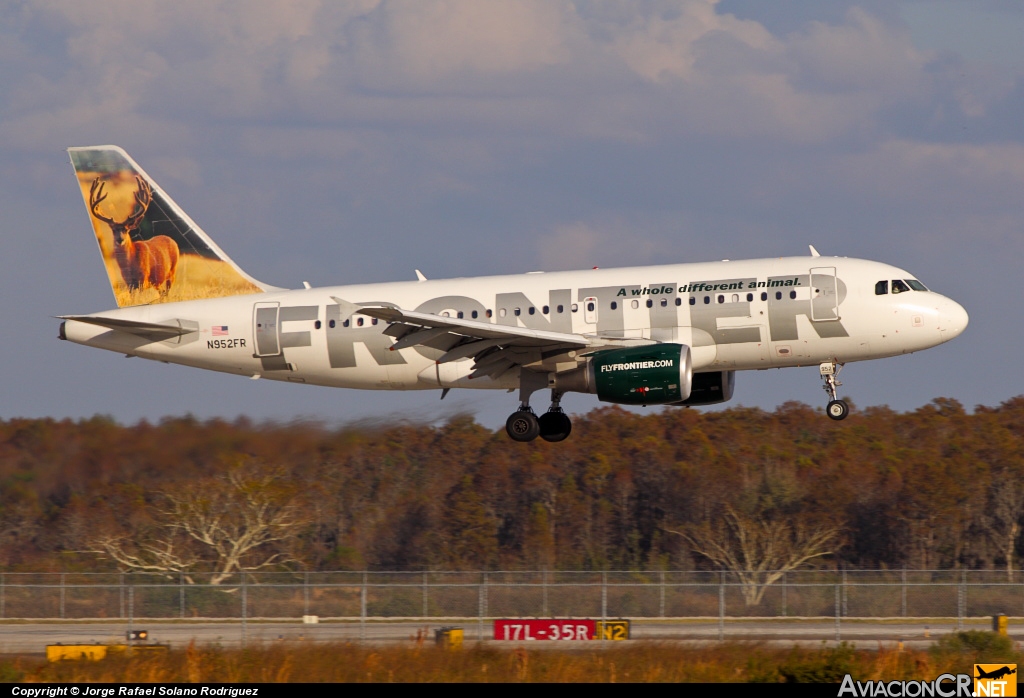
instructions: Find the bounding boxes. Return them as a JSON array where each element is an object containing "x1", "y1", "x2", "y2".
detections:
[
  {"x1": 670, "y1": 370, "x2": 735, "y2": 406},
  {"x1": 552, "y1": 343, "x2": 692, "y2": 406}
]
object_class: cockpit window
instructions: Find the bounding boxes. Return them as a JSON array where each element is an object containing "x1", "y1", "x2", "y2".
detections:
[
  {"x1": 875, "y1": 280, "x2": 888, "y2": 295},
  {"x1": 906, "y1": 279, "x2": 928, "y2": 291},
  {"x1": 891, "y1": 279, "x2": 911, "y2": 294}
]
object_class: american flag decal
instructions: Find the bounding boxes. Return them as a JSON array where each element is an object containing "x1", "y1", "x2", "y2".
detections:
[{"x1": 212, "y1": 325, "x2": 228, "y2": 336}]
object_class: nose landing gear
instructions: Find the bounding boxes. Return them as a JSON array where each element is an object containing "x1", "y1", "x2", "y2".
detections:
[{"x1": 820, "y1": 361, "x2": 849, "y2": 421}]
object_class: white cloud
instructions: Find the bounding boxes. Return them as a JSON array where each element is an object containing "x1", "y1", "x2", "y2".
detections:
[{"x1": 3, "y1": 0, "x2": 993, "y2": 151}]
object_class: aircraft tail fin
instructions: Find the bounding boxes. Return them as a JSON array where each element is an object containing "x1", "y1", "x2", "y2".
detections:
[{"x1": 68, "y1": 145, "x2": 278, "y2": 308}]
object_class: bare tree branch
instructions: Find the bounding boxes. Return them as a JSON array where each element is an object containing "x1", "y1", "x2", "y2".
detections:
[
  {"x1": 667, "y1": 505, "x2": 841, "y2": 606},
  {"x1": 86, "y1": 465, "x2": 307, "y2": 584}
]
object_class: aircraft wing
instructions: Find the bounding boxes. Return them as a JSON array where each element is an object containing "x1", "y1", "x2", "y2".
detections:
[
  {"x1": 333, "y1": 296, "x2": 644, "y2": 380},
  {"x1": 59, "y1": 315, "x2": 197, "y2": 341}
]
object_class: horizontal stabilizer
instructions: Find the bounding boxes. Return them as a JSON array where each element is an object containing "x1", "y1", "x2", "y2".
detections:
[{"x1": 59, "y1": 315, "x2": 196, "y2": 340}]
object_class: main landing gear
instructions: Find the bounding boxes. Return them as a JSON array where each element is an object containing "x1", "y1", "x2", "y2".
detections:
[
  {"x1": 820, "y1": 361, "x2": 849, "y2": 421},
  {"x1": 506, "y1": 382, "x2": 573, "y2": 443}
]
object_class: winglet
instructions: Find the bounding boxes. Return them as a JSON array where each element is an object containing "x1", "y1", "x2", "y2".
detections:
[
  {"x1": 809, "y1": 245, "x2": 821, "y2": 257},
  {"x1": 415, "y1": 270, "x2": 427, "y2": 282}
]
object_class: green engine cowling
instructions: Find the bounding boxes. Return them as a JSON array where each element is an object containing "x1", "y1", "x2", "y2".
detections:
[{"x1": 553, "y1": 344, "x2": 692, "y2": 406}]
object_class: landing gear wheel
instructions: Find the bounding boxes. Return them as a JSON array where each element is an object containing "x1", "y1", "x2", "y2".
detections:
[
  {"x1": 827, "y1": 399, "x2": 849, "y2": 421},
  {"x1": 539, "y1": 411, "x2": 572, "y2": 442},
  {"x1": 506, "y1": 410, "x2": 540, "y2": 442}
]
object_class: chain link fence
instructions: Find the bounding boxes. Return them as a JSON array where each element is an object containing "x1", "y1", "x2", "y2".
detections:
[{"x1": 2, "y1": 570, "x2": 1024, "y2": 624}]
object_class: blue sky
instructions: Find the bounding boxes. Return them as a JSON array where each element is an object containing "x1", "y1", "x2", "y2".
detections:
[{"x1": 2, "y1": 0, "x2": 1021, "y2": 429}]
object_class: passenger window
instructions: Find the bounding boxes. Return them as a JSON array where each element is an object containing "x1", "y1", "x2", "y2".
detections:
[
  {"x1": 528, "y1": 307, "x2": 535, "y2": 315},
  {"x1": 315, "y1": 320, "x2": 322, "y2": 330},
  {"x1": 689, "y1": 297, "x2": 695, "y2": 305},
  {"x1": 789, "y1": 290, "x2": 796, "y2": 299},
  {"x1": 457, "y1": 311, "x2": 464, "y2": 319},
  {"x1": 646, "y1": 299, "x2": 653, "y2": 308},
  {"x1": 332, "y1": 320, "x2": 338, "y2": 328},
  {"x1": 542, "y1": 305, "x2": 549, "y2": 314},
  {"x1": 761, "y1": 292, "x2": 767, "y2": 301},
  {"x1": 499, "y1": 308, "x2": 506, "y2": 318},
  {"x1": 611, "y1": 301, "x2": 618, "y2": 310},
  {"x1": 875, "y1": 280, "x2": 888, "y2": 295},
  {"x1": 587, "y1": 302, "x2": 595, "y2": 312},
  {"x1": 471, "y1": 310, "x2": 478, "y2": 319},
  {"x1": 557, "y1": 305, "x2": 564, "y2": 313},
  {"x1": 357, "y1": 317, "x2": 364, "y2": 327},
  {"x1": 631, "y1": 300, "x2": 639, "y2": 309},
  {"x1": 675, "y1": 298, "x2": 682, "y2": 306},
  {"x1": 704, "y1": 296, "x2": 710, "y2": 304},
  {"x1": 372, "y1": 318, "x2": 378, "y2": 326},
  {"x1": 514, "y1": 308, "x2": 521, "y2": 316},
  {"x1": 571, "y1": 304, "x2": 578, "y2": 313},
  {"x1": 661, "y1": 298, "x2": 668, "y2": 307},
  {"x1": 717, "y1": 295, "x2": 724, "y2": 303},
  {"x1": 746, "y1": 293, "x2": 753, "y2": 302},
  {"x1": 775, "y1": 292, "x2": 782, "y2": 300},
  {"x1": 892, "y1": 279, "x2": 910, "y2": 294},
  {"x1": 486, "y1": 309, "x2": 493, "y2": 318},
  {"x1": 732, "y1": 294, "x2": 739, "y2": 303}
]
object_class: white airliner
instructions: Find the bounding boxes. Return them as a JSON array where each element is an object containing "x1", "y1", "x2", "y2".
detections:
[{"x1": 60, "y1": 146, "x2": 969, "y2": 442}]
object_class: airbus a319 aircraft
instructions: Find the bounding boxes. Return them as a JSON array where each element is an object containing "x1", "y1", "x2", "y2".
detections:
[{"x1": 59, "y1": 146, "x2": 969, "y2": 442}]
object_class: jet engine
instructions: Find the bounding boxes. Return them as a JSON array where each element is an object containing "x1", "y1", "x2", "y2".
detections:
[{"x1": 551, "y1": 344, "x2": 693, "y2": 405}]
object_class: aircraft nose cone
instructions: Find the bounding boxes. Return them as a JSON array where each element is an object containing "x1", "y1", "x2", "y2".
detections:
[{"x1": 938, "y1": 298, "x2": 968, "y2": 342}]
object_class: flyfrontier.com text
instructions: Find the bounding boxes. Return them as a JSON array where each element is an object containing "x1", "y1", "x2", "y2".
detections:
[
  {"x1": 838, "y1": 674, "x2": 972, "y2": 697},
  {"x1": 599, "y1": 360, "x2": 674, "y2": 372}
]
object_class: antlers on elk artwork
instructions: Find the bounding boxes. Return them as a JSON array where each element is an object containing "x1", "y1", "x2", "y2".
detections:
[{"x1": 89, "y1": 175, "x2": 179, "y2": 296}]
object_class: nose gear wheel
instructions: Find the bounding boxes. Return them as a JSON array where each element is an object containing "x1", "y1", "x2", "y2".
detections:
[{"x1": 820, "y1": 361, "x2": 849, "y2": 421}]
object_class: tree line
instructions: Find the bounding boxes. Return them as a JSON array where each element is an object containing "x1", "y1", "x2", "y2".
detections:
[{"x1": 1, "y1": 397, "x2": 1023, "y2": 578}]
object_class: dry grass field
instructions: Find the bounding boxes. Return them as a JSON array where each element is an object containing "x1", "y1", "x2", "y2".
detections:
[
  {"x1": 4, "y1": 636, "x2": 1018, "y2": 683},
  {"x1": 103, "y1": 254, "x2": 262, "y2": 307}
]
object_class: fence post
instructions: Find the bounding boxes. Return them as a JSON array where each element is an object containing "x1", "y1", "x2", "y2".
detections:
[
  {"x1": 782, "y1": 571, "x2": 787, "y2": 617},
  {"x1": 241, "y1": 573, "x2": 247, "y2": 648},
  {"x1": 543, "y1": 568, "x2": 549, "y2": 617},
  {"x1": 602, "y1": 571, "x2": 608, "y2": 619},
  {"x1": 179, "y1": 573, "x2": 185, "y2": 620},
  {"x1": 1, "y1": 573, "x2": 4, "y2": 620},
  {"x1": 128, "y1": 583, "x2": 134, "y2": 643},
  {"x1": 360, "y1": 571, "x2": 367, "y2": 642},
  {"x1": 477, "y1": 573, "x2": 484, "y2": 643},
  {"x1": 304, "y1": 572, "x2": 309, "y2": 617},
  {"x1": 901, "y1": 568, "x2": 907, "y2": 618},
  {"x1": 423, "y1": 571, "x2": 428, "y2": 618},
  {"x1": 659, "y1": 571, "x2": 665, "y2": 618},
  {"x1": 957, "y1": 569, "x2": 965, "y2": 630},
  {"x1": 842, "y1": 569, "x2": 847, "y2": 617},
  {"x1": 718, "y1": 571, "x2": 725, "y2": 641},
  {"x1": 60, "y1": 573, "x2": 65, "y2": 620},
  {"x1": 835, "y1": 583, "x2": 841, "y2": 642}
]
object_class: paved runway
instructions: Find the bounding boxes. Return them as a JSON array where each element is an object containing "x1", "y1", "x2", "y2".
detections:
[{"x1": 0, "y1": 618, "x2": 1010, "y2": 653}]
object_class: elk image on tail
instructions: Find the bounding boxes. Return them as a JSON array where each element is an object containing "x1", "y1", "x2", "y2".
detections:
[{"x1": 89, "y1": 174, "x2": 179, "y2": 296}]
